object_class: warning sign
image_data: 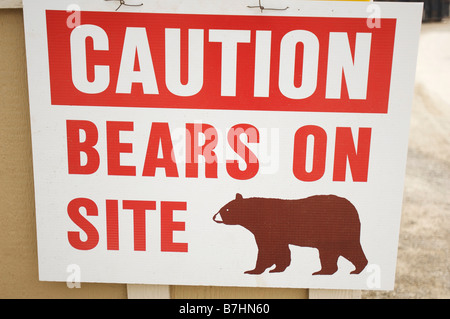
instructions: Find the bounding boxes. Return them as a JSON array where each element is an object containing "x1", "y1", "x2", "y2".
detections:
[{"x1": 23, "y1": 0, "x2": 423, "y2": 290}]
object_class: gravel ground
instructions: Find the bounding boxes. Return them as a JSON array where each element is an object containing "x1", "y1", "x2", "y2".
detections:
[{"x1": 362, "y1": 20, "x2": 450, "y2": 299}]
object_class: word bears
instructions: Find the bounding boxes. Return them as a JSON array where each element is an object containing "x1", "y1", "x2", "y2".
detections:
[{"x1": 66, "y1": 120, "x2": 371, "y2": 182}]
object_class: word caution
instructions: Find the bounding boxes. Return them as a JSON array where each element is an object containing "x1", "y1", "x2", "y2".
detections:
[{"x1": 46, "y1": 11, "x2": 396, "y2": 113}]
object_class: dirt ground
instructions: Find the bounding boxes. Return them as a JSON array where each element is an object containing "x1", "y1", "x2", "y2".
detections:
[{"x1": 362, "y1": 20, "x2": 450, "y2": 299}]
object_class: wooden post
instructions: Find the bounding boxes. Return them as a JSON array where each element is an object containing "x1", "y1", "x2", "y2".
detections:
[
  {"x1": 309, "y1": 289, "x2": 362, "y2": 299},
  {"x1": 127, "y1": 284, "x2": 171, "y2": 299}
]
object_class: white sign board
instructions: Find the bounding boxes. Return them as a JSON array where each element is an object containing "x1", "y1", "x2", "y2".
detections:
[{"x1": 23, "y1": 0, "x2": 422, "y2": 290}]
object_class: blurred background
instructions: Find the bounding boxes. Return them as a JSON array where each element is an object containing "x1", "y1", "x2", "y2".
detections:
[
  {"x1": 377, "y1": 0, "x2": 449, "y2": 21},
  {"x1": 421, "y1": 0, "x2": 448, "y2": 21},
  {"x1": 363, "y1": 0, "x2": 450, "y2": 298}
]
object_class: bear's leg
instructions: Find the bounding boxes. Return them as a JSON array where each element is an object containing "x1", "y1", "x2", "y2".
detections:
[
  {"x1": 244, "y1": 240, "x2": 279, "y2": 275},
  {"x1": 245, "y1": 247, "x2": 274, "y2": 275},
  {"x1": 269, "y1": 245, "x2": 291, "y2": 273},
  {"x1": 344, "y1": 243, "x2": 368, "y2": 274},
  {"x1": 313, "y1": 248, "x2": 339, "y2": 275}
]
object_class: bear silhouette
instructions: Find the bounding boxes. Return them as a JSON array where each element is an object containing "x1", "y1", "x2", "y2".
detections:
[{"x1": 213, "y1": 193, "x2": 368, "y2": 275}]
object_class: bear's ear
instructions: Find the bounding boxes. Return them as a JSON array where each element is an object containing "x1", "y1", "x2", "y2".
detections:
[{"x1": 235, "y1": 193, "x2": 243, "y2": 200}]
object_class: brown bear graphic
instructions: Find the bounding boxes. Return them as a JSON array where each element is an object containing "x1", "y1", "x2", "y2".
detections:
[{"x1": 213, "y1": 193, "x2": 368, "y2": 275}]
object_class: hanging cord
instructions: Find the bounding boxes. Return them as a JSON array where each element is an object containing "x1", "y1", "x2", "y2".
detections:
[{"x1": 104, "y1": 0, "x2": 143, "y2": 11}]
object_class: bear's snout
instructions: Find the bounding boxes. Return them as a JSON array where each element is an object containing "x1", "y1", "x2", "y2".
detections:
[{"x1": 212, "y1": 212, "x2": 224, "y2": 223}]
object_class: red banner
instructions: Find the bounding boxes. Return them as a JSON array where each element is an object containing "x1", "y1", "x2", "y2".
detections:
[{"x1": 46, "y1": 10, "x2": 396, "y2": 113}]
